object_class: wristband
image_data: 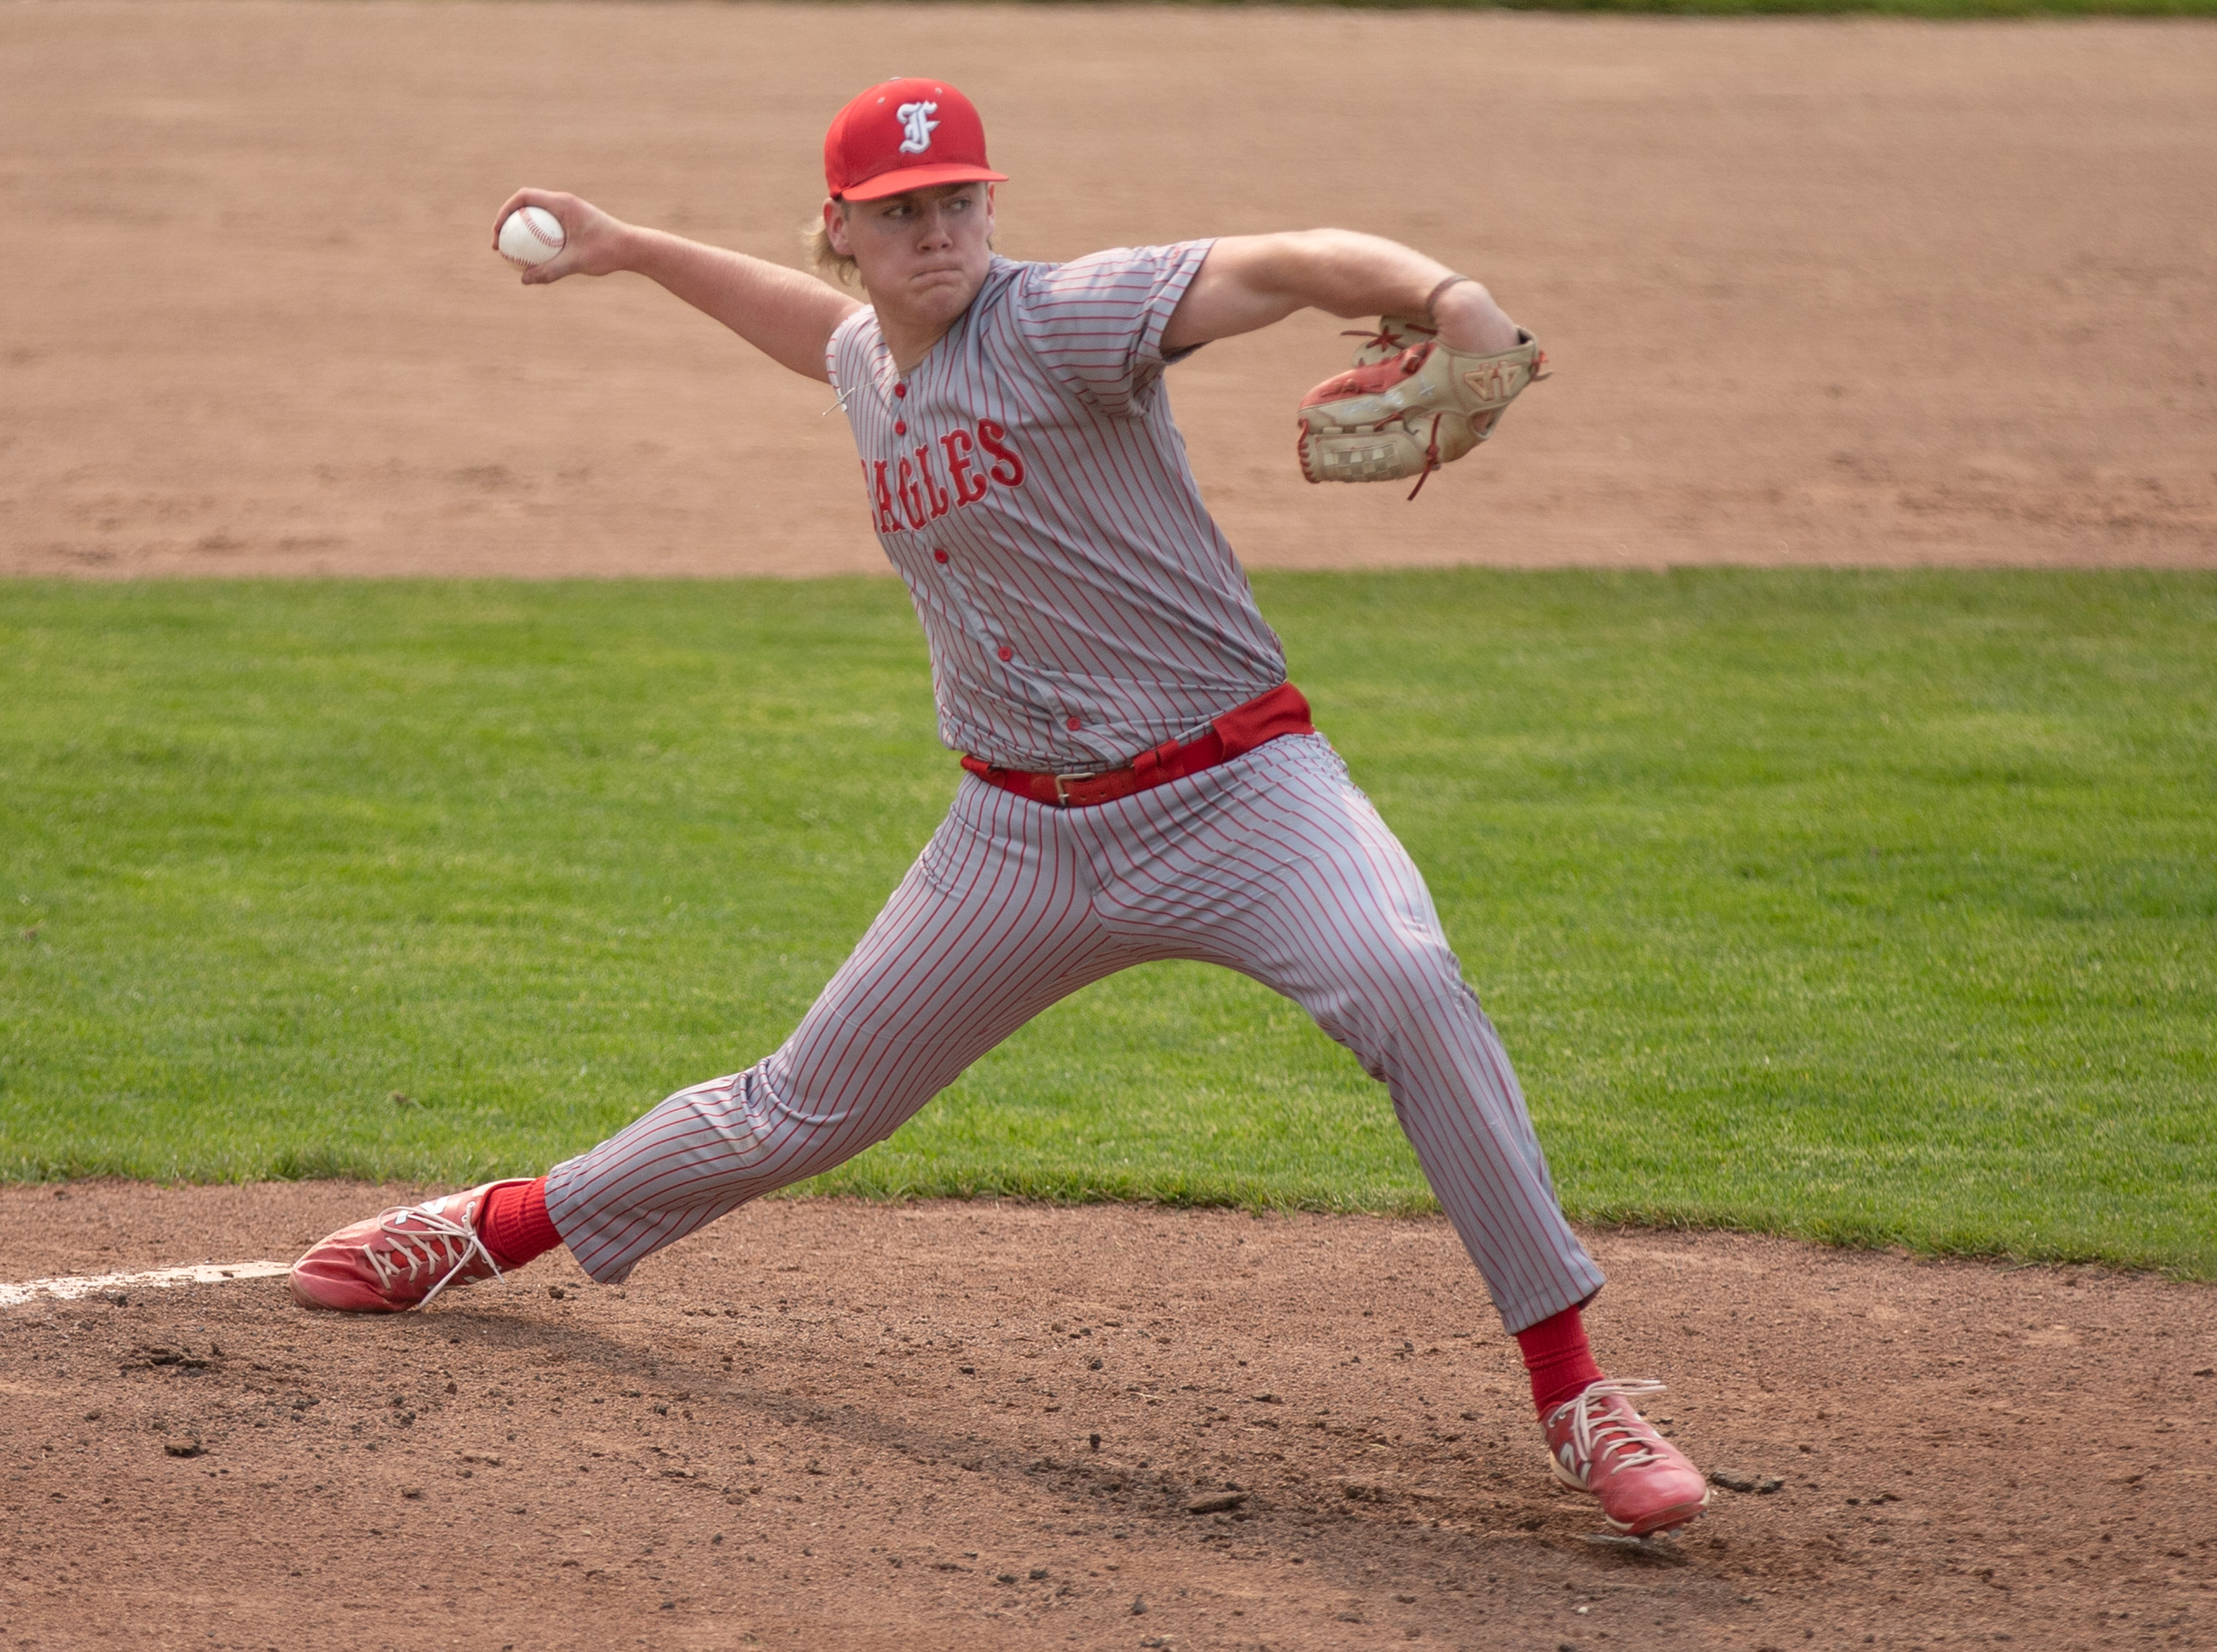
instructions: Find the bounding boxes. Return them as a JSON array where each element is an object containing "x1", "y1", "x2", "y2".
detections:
[{"x1": 1423, "y1": 274, "x2": 1474, "y2": 323}]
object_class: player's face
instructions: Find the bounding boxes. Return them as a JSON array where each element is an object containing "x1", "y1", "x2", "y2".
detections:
[{"x1": 828, "y1": 183, "x2": 995, "y2": 329}]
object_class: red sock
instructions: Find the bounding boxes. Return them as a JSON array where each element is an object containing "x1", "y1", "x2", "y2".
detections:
[
  {"x1": 1516, "y1": 1304, "x2": 1606, "y2": 1415},
  {"x1": 478, "y1": 1177, "x2": 561, "y2": 1270}
]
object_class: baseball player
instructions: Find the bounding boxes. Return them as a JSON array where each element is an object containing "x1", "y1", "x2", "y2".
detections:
[{"x1": 292, "y1": 78, "x2": 1709, "y2": 1536}]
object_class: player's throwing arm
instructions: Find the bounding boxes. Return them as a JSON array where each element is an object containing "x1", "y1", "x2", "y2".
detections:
[{"x1": 489, "y1": 186, "x2": 862, "y2": 381}]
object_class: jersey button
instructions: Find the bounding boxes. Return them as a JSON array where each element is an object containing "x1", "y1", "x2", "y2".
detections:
[
  {"x1": 893, "y1": 383, "x2": 907, "y2": 399},
  {"x1": 894, "y1": 420, "x2": 908, "y2": 436},
  {"x1": 998, "y1": 646, "x2": 1013, "y2": 662},
  {"x1": 1065, "y1": 716, "x2": 1082, "y2": 731},
  {"x1": 932, "y1": 549, "x2": 949, "y2": 564}
]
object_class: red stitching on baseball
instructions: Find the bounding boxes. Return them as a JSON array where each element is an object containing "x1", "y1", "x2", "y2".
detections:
[{"x1": 501, "y1": 209, "x2": 564, "y2": 265}]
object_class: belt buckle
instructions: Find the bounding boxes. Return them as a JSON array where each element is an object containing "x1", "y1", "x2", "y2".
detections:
[{"x1": 1052, "y1": 772, "x2": 1095, "y2": 807}]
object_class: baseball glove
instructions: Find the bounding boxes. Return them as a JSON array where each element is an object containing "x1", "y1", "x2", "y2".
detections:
[
  {"x1": 1345, "y1": 313, "x2": 1440, "y2": 366},
  {"x1": 1296, "y1": 324, "x2": 1548, "y2": 498}
]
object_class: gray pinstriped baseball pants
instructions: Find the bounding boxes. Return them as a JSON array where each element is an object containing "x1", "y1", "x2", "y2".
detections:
[{"x1": 544, "y1": 733, "x2": 1603, "y2": 1333}]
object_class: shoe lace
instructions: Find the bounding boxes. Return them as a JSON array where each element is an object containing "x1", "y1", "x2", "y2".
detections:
[
  {"x1": 1547, "y1": 1377, "x2": 1669, "y2": 1478},
  {"x1": 362, "y1": 1203, "x2": 502, "y2": 1309}
]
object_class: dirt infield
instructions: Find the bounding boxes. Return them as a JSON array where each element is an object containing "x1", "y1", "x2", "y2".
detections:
[
  {"x1": 4, "y1": 1183, "x2": 2213, "y2": 1650},
  {"x1": 4, "y1": 1, "x2": 2214, "y2": 579}
]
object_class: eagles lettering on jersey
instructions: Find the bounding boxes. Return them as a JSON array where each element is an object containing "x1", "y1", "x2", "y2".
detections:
[
  {"x1": 859, "y1": 419, "x2": 1026, "y2": 534},
  {"x1": 827, "y1": 244, "x2": 1291, "y2": 774}
]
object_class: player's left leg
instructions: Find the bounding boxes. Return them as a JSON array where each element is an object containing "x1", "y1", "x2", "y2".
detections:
[{"x1": 1083, "y1": 731, "x2": 1707, "y2": 1535}]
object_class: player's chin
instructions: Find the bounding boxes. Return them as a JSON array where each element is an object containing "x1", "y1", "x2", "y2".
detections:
[{"x1": 906, "y1": 271, "x2": 983, "y2": 313}]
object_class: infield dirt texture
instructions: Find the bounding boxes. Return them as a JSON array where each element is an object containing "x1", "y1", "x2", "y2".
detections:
[
  {"x1": 6, "y1": 2, "x2": 2215, "y2": 578},
  {"x1": 4, "y1": 4, "x2": 2216, "y2": 1651}
]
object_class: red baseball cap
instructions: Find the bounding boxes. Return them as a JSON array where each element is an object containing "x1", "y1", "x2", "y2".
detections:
[{"x1": 823, "y1": 78, "x2": 1007, "y2": 202}]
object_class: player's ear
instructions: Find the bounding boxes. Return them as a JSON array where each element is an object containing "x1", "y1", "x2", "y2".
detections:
[{"x1": 823, "y1": 197, "x2": 854, "y2": 257}]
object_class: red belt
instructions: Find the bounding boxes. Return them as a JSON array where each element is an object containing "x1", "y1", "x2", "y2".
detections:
[{"x1": 961, "y1": 682, "x2": 1315, "y2": 808}]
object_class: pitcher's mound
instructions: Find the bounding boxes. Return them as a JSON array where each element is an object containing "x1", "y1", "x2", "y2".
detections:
[{"x1": 5, "y1": 1182, "x2": 2208, "y2": 1646}]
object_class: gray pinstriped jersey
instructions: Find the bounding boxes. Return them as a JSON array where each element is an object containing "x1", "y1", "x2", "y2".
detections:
[{"x1": 826, "y1": 245, "x2": 1289, "y2": 774}]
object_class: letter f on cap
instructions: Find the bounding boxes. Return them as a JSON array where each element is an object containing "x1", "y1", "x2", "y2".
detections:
[
  {"x1": 896, "y1": 101, "x2": 939, "y2": 154},
  {"x1": 824, "y1": 78, "x2": 1008, "y2": 202}
]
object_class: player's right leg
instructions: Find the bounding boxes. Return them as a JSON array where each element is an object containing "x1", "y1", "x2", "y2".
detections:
[
  {"x1": 545, "y1": 782, "x2": 1150, "y2": 1284},
  {"x1": 290, "y1": 781, "x2": 1137, "y2": 1310},
  {"x1": 1084, "y1": 732, "x2": 1709, "y2": 1535}
]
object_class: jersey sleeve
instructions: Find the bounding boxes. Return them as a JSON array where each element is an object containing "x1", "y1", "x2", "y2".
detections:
[{"x1": 1008, "y1": 240, "x2": 1215, "y2": 419}]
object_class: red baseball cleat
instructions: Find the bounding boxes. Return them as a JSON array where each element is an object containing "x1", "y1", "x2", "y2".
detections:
[
  {"x1": 289, "y1": 1181, "x2": 519, "y2": 1313},
  {"x1": 1543, "y1": 1378, "x2": 1710, "y2": 1535}
]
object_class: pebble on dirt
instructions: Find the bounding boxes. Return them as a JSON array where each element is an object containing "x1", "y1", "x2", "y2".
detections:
[{"x1": 1187, "y1": 1492, "x2": 1249, "y2": 1515}]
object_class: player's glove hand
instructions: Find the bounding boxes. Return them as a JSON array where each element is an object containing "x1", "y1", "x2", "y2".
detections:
[
  {"x1": 1296, "y1": 323, "x2": 1548, "y2": 499},
  {"x1": 1343, "y1": 314, "x2": 1441, "y2": 367}
]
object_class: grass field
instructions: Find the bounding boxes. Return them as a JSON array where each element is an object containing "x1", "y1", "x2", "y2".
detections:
[{"x1": 3, "y1": 572, "x2": 2213, "y2": 1276}]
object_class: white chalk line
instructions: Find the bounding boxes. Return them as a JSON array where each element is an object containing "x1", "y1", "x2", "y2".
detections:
[{"x1": 0, "y1": 1260, "x2": 289, "y2": 1306}]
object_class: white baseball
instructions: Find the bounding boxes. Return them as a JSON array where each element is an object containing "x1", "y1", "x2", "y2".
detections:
[{"x1": 497, "y1": 206, "x2": 566, "y2": 268}]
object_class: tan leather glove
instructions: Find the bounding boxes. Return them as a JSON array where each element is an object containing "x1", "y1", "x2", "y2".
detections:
[{"x1": 1296, "y1": 326, "x2": 1548, "y2": 498}]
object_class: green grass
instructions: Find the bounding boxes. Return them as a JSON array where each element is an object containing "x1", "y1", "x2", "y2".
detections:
[{"x1": 2, "y1": 573, "x2": 2213, "y2": 1276}]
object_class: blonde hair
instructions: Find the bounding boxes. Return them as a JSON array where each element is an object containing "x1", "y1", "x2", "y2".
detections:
[{"x1": 805, "y1": 206, "x2": 859, "y2": 286}]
